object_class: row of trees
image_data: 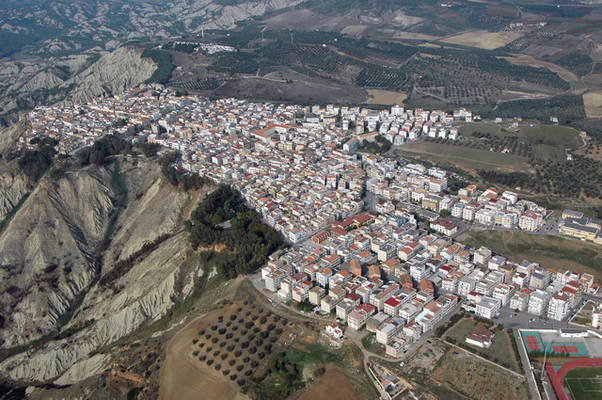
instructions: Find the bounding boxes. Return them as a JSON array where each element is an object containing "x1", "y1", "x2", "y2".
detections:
[
  {"x1": 99, "y1": 234, "x2": 171, "y2": 290},
  {"x1": 477, "y1": 170, "x2": 532, "y2": 188}
]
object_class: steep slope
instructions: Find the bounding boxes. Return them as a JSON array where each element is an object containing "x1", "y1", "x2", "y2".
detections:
[
  {"x1": 0, "y1": 166, "x2": 115, "y2": 349},
  {"x1": 62, "y1": 46, "x2": 157, "y2": 105},
  {"x1": 0, "y1": 121, "x2": 30, "y2": 221},
  {"x1": 0, "y1": 157, "x2": 208, "y2": 383}
]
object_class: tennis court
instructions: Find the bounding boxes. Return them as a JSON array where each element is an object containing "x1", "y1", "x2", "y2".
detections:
[
  {"x1": 520, "y1": 331, "x2": 589, "y2": 356},
  {"x1": 521, "y1": 331, "x2": 544, "y2": 352}
]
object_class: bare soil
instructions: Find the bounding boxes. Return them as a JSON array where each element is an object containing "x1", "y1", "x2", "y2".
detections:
[
  {"x1": 366, "y1": 89, "x2": 407, "y2": 105},
  {"x1": 583, "y1": 90, "x2": 602, "y2": 118},
  {"x1": 298, "y1": 366, "x2": 362, "y2": 400},
  {"x1": 159, "y1": 305, "x2": 247, "y2": 400},
  {"x1": 442, "y1": 30, "x2": 523, "y2": 50}
]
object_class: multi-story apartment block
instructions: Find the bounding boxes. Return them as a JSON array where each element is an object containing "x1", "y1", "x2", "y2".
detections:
[
  {"x1": 528, "y1": 290, "x2": 550, "y2": 316},
  {"x1": 510, "y1": 290, "x2": 530, "y2": 311},
  {"x1": 547, "y1": 293, "x2": 571, "y2": 321},
  {"x1": 376, "y1": 318, "x2": 405, "y2": 345},
  {"x1": 475, "y1": 296, "x2": 501, "y2": 319}
]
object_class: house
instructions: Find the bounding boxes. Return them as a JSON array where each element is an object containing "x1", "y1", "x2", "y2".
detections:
[
  {"x1": 308, "y1": 286, "x2": 326, "y2": 306},
  {"x1": 509, "y1": 290, "x2": 530, "y2": 311},
  {"x1": 547, "y1": 293, "x2": 570, "y2": 321},
  {"x1": 430, "y1": 218, "x2": 458, "y2": 236},
  {"x1": 386, "y1": 336, "x2": 409, "y2": 357},
  {"x1": 325, "y1": 323, "x2": 344, "y2": 339},
  {"x1": 465, "y1": 324, "x2": 494, "y2": 349},
  {"x1": 367, "y1": 312, "x2": 391, "y2": 332}
]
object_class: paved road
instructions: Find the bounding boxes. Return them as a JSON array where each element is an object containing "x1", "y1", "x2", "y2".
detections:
[{"x1": 513, "y1": 329, "x2": 543, "y2": 400}]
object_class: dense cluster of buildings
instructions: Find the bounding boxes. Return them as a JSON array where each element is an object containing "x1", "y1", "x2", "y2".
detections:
[{"x1": 23, "y1": 88, "x2": 599, "y2": 357}]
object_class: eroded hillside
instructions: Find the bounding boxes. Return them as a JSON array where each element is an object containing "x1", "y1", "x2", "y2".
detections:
[{"x1": 0, "y1": 154, "x2": 211, "y2": 383}]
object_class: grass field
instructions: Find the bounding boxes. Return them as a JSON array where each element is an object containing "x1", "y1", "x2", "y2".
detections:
[
  {"x1": 366, "y1": 89, "x2": 407, "y2": 105},
  {"x1": 397, "y1": 142, "x2": 531, "y2": 173},
  {"x1": 444, "y1": 318, "x2": 521, "y2": 373},
  {"x1": 458, "y1": 231, "x2": 602, "y2": 280},
  {"x1": 519, "y1": 125, "x2": 581, "y2": 149},
  {"x1": 456, "y1": 122, "x2": 503, "y2": 137},
  {"x1": 431, "y1": 346, "x2": 529, "y2": 400},
  {"x1": 565, "y1": 367, "x2": 602, "y2": 400}
]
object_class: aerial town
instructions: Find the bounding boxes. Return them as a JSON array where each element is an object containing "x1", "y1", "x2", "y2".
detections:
[{"x1": 23, "y1": 87, "x2": 602, "y2": 398}]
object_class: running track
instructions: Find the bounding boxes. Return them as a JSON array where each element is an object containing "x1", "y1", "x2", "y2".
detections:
[{"x1": 545, "y1": 358, "x2": 602, "y2": 400}]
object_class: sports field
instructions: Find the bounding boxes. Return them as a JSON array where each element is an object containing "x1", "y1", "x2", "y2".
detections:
[{"x1": 565, "y1": 367, "x2": 602, "y2": 400}]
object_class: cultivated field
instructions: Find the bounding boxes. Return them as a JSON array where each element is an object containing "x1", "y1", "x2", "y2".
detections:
[
  {"x1": 442, "y1": 30, "x2": 523, "y2": 50},
  {"x1": 159, "y1": 305, "x2": 248, "y2": 400},
  {"x1": 366, "y1": 89, "x2": 407, "y2": 105},
  {"x1": 298, "y1": 366, "x2": 361, "y2": 400},
  {"x1": 583, "y1": 90, "x2": 602, "y2": 118},
  {"x1": 458, "y1": 231, "x2": 602, "y2": 280},
  {"x1": 397, "y1": 141, "x2": 531, "y2": 173},
  {"x1": 502, "y1": 54, "x2": 578, "y2": 82}
]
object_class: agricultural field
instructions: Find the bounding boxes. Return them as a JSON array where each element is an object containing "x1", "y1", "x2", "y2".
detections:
[
  {"x1": 442, "y1": 30, "x2": 523, "y2": 50},
  {"x1": 583, "y1": 91, "x2": 602, "y2": 119},
  {"x1": 502, "y1": 55, "x2": 579, "y2": 83},
  {"x1": 366, "y1": 89, "x2": 407, "y2": 105},
  {"x1": 449, "y1": 123, "x2": 581, "y2": 161},
  {"x1": 443, "y1": 317, "x2": 522, "y2": 373},
  {"x1": 565, "y1": 367, "x2": 602, "y2": 400},
  {"x1": 160, "y1": 279, "x2": 375, "y2": 400},
  {"x1": 159, "y1": 301, "x2": 293, "y2": 400},
  {"x1": 457, "y1": 231, "x2": 602, "y2": 280},
  {"x1": 397, "y1": 141, "x2": 531, "y2": 173}
]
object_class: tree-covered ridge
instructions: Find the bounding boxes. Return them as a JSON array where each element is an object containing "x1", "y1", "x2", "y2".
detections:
[
  {"x1": 187, "y1": 185, "x2": 286, "y2": 279},
  {"x1": 17, "y1": 136, "x2": 58, "y2": 181}
]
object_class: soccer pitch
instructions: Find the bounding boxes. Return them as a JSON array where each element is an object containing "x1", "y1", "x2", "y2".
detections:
[{"x1": 565, "y1": 367, "x2": 602, "y2": 400}]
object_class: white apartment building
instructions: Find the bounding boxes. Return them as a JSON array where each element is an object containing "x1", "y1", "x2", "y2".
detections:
[
  {"x1": 528, "y1": 290, "x2": 550, "y2": 316},
  {"x1": 547, "y1": 293, "x2": 570, "y2": 321},
  {"x1": 475, "y1": 296, "x2": 501, "y2": 319}
]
